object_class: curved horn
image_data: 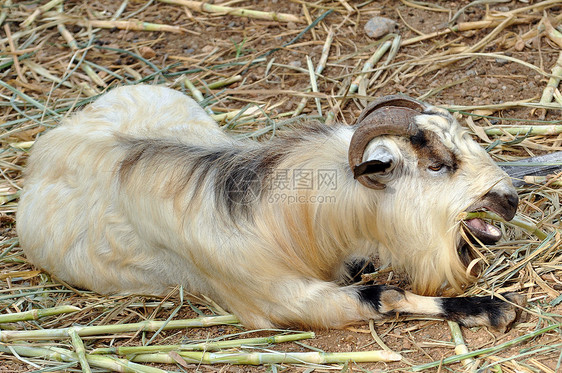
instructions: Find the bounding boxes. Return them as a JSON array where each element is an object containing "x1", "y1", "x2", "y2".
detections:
[
  {"x1": 355, "y1": 95, "x2": 428, "y2": 124},
  {"x1": 349, "y1": 95, "x2": 427, "y2": 190}
]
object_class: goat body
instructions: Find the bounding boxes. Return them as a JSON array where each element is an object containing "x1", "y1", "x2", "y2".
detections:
[{"x1": 17, "y1": 85, "x2": 523, "y2": 330}]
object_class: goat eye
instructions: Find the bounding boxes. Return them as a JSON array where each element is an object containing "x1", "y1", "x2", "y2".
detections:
[{"x1": 428, "y1": 164, "x2": 444, "y2": 172}]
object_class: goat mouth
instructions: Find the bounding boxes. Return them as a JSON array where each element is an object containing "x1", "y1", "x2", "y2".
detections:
[
  {"x1": 457, "y1": 211, "x2": 502, "y2": 272},
  {"x1": 463, "y1": 214, "x2": 502, "y2": 245},
  {"x1": 457, "y1": 214, "x2": 500, "y2": 273},
  {"x1": 457, "y1": 196, "x2": 516, "y2": 270},
  {"x1": 461, "y1": 195, "x2": 516, "y2": 246}
]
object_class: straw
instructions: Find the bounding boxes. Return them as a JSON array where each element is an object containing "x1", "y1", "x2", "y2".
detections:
[
  {"x1": 1, "y1": 1, "x2": 561, "y2": 371},
  {"x1": 157, "y1": 0, "x2": 303, "y2": 23}
]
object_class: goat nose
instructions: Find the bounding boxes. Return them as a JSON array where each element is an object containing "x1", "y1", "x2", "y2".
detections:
[
  {"x1": 484, "y1": 189, "x2": 518, "y2": 221},
  {"x1": 506, "y1": 191, "x2": 519, "y2": 211}
]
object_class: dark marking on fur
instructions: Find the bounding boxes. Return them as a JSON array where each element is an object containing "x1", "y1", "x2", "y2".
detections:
[
  {"x1": 357, "y1": 285, "x2": 385, "y2": 311},
  {"x1": 409, "y1": 130, "x2": 428, "y2": 148},
  {"x1": 216, "y1": 150, "x2": 287, "y2": 217},
  {"x1": 409, "y1": 129, "x2": 459, "y2": 173},
  {"x1": 357, "y1": 285, "x2": 405, "y2": 314},
  {"x1": 440, "y1": 294, "x2": 511, "y2": 327},
  {"x1": 344, "y1": 259, "x2": 377, "y2": 284},
  {"x1": 117, "y1": 122, "x2": 338, "y2": 219}
]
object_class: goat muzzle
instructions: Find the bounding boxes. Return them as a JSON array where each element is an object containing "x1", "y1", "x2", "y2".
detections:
[{"x1": 463, "y1": 188, "x2": 519, "y2": 245}]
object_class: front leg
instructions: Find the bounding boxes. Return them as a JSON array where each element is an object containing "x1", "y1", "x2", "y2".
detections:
[
  {"x1": 246, "y1": 279, "x2": 524, "y2": 331},
  {"x1": 357, "y1": 285, "x2": 525, "y2": 332}
]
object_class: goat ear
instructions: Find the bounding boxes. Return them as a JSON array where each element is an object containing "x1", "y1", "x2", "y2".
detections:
[
  {"x1": 353, "y1": 159, "x2": 392, "y2": 178},
  {"x1": 353, "y1": 145, "x2": 395, "y2": 189}
]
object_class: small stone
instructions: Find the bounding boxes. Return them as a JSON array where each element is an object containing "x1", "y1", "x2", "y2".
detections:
[
  {"x1": 364, "y1": 16, "x2": 396, "y2": 39},
  {"x1": 488, "y1": 77, "x2": 499, "y2": 84},
  {"x1": 495, "y1": 58, "x2": 508, "y2": 66},
  {"x1": 139, "y1": 46, "x2": 156, "y2": 59},
  {"x1": 289, "y1": 60, "x2": 302, "y2": 68},
  {"x1": 287, "y1": 21, "x2": 297, "y2": 30}
]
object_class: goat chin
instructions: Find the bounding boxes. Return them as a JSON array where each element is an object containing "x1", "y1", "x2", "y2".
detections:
[{"x1": 17, "y1": 84, "x2": 523, "y2": 331}]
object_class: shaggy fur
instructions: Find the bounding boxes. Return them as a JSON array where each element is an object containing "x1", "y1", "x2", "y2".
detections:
[{"x1": 17, "y1": 85, "x2": 523, "y2": 330}]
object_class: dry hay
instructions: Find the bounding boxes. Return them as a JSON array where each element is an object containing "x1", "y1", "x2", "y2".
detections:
[{"x1": 0, "y1": 0, "x2": 561, "y2": 372}]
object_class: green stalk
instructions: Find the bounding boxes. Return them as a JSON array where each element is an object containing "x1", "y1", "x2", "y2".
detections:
[
  {"x1": 184, "y1": 77, "x2": 214, "y2": 116},
  {"x1": 484, "y1": 125, "x2": 562, "y2": 136},
  {"x1": 326, "y1": 37, "x2": 393, "y2": 124},
  {"x1": 69, "y1": 328, "x2": 92, "y2": 373},
  {"x1": 157, "y1": 0, "x2": 303, "y2": 23},
  {"x1": 206, "y1": 75, "x2": 242, "y2": 90},
  {"x1": 523, "y1": 175, "x2": 562, "y2": 187},
  {"x1": 306, "y1": 56, "x2": 322, "y2": 116},
  {"x1": 184, "y1": 77, "x2": 205, "y2": 102},
  {"x1": 461, "y1": 211, "x2": 548, "y2": 240},
  {"x1": 0, "y1": 305, "x2": 80, "y2": 323},
  {"x1": 212, "y1": 107, "x2": 260, "y2": 122},
  {"x1": 22, "y1": 60, "x2": 74, "y2": 88},
  {"x1": 293, "y1": 28, "x2": 334, "y2": 117},
  {"x1": 0, "y1": 0, "x2": 12, "y2": 28},
  {"x1": 20, "y1": 0, "x2": 62, "y2": 28},
  {"x1": 348, "y1": 39, "x2": 393, "y2": 94},
  {"x1": 412, "y1": 323, "x2": 562, "y2": 371},
  {"x1": 0, "y1": 79, "x2": 60, "y2": 118},
  {"x1": 75, "y1": 19, "x2": 182, "y2": 33},
  {"x1": 448, "y1": 321, "x2": 476, "y2": 369},
  {"x1": 0, "y1": 315, "x2": 239, "y2": 342},
  {"x1": 111, "y1": 0, "x2": 129, "y2": 21},
  {"x1": 0, "y1": 345, "x2": 166, "y2": 373},
  {"x1": 478, "y1": 344, "x2": 562, "y2": 371},
  {"x1": 131, "y1": 349, "x2": 402, "y2": 365},
  {"x1": 92, "y1": 332, "x2": 315, "y2": 355},
  {"x1": 539, "y1": 52, "x2": 562, "y2": 107}
]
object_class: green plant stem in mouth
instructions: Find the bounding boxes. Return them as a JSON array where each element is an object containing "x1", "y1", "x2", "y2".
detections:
[{"x1": 460, "y1": 211, "x2": 548, "y2": 240}]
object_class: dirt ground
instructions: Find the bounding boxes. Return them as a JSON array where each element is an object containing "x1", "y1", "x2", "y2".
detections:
[{"x1": 0, "y1": 0, "x2": 561, "y2": 372}]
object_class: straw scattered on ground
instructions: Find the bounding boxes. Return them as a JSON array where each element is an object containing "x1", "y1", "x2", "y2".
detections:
[{"x1": 0, "y1": 0, "x2": 561, "y2": 372}]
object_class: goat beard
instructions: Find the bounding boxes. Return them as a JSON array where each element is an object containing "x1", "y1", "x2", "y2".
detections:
[
  {"x1": 457, "y1": 241, "x2": 482, "y2": 276},
  {"x1": 456, "y1": 212, "x2": 506, "y2": 277},
  {"x1": 457, "y1": 221, "x2": 503, "y2": 277}
]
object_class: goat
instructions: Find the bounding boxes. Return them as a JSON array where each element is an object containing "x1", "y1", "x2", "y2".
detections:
[{"x1": 17, "y1": 84, "x2": 524, "y2": 330}]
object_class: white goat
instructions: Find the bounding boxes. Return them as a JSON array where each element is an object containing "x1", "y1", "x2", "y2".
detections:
[{"x1": 17, "y1": 85, "x2": 523, "y2": 330}]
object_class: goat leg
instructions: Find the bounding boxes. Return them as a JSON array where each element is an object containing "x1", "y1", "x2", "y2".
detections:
[{"x1": 357, "y1": 285, "x2": 525, "y2": 332}]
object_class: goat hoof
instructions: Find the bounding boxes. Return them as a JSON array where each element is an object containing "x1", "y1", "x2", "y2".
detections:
[{"x1": 495, "y1": 292, "x2": 526, "y2": 333}]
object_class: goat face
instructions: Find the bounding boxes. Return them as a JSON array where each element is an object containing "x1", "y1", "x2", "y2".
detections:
[{"x1": 348, "y1": 96, "x2": 518, "y2": 295}]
